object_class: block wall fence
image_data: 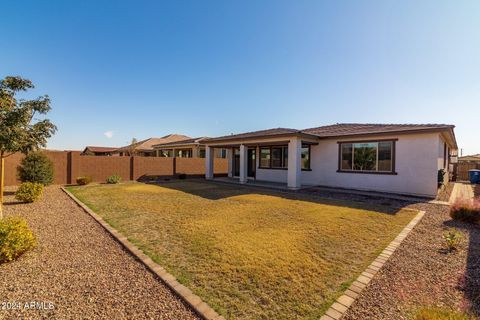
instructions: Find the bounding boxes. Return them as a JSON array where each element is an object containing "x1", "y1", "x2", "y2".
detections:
[{"x1": 4, "y1": 151, "x2": 228, "y2": 186}]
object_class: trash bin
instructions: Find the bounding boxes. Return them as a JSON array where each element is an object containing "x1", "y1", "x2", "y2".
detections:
[{"x1": 469, "y1": 169, "x2": 480, "y2": 184}]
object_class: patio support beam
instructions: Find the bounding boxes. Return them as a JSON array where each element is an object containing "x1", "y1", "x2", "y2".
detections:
[
  {"x1": 227, "y1": 148, "x2": 233, "y2": 177},
  {"x1": 205, "y1": 146, "x2": 214, "y2": 179},
  {"x1": 239, "y1": 144, "x2": 248, "y2": 184},
  {"x1": 287, "y1": 137, "x2": 302, "y2": 189}
]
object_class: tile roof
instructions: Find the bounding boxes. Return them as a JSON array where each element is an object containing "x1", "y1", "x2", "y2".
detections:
[
  {"x1": 83, "y1": 146, "x2": 118, "y2": 153},
  {"x1": 302, "y1": 123, "x2": 455, "y2": 137},
  {"x1": 204, "y1": 123, "x2": 456, "y2": 146},
  {"x1": 117, "y1": 134, "x2": 191, "y2": 152},
  {"x1": 205, "y1": 128, "x2": 301, "y2": 142},
  {"x1": 153, "y1": 137, "x2": 208, "y2": 148}
]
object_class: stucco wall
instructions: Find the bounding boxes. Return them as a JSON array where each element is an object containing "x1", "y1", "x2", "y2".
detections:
[{"x1": 301, "y1": 132, "x2": 442, "y2": 197}]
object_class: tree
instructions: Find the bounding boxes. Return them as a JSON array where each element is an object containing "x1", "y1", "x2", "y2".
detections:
[
  {"x1": 17, "y1": 151, "x2": 55, "y2": 186},
  {"x1": 126, "y1": 138, "x2": 138, "y2": 156},
  {"x1": 0, "y1": 76, "x2": 57, "y2": 218}
]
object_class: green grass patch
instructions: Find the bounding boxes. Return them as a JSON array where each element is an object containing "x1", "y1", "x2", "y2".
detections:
[{"x1": 68, "y1": 181, "x2": 416, "y2": 320}]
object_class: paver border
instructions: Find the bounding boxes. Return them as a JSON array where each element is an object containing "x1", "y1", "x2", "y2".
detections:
[
  {"x1": 60, "y1": 187, "x2": 224, "y2": 320},
  {"x1": 320, "y1": 209, "x2": 426, "y2": 320}
]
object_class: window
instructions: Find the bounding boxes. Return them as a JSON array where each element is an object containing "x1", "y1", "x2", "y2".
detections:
[
  {"x1": 339, "y1": 141, "x2": 395, "y2": 173},
  {"x1": 301, "y1": 146, "x2": 310, "y2": 170},
  {"x1": 259, "y1": 145, "x2": 310, "y2": 170},
  {"x1": 199, "y1": 148, "x2": 206, "y2": 158},
  {"x1": 260, "y1": 147, "x2": 271, "y2": 168}
]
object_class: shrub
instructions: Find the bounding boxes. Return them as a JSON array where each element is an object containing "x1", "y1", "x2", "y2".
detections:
[
  {"x1": 0, "y1": 217, "x2": 36, "y2": 263},
  {"x1": 443, "y1": 228, "x2": 463, "y2": 252},
  {"x1": 17, "y1": 151, "x2": 54, "y2": 186},
  {"x1": 415, "y1": 307, "x2": 474, "y2": 320},
  {"x1": 450, "y1": 200, "x2": 480, "y2": 224},
  {"x1": 438, "y1": 169, "x2": 446, "y2": 187},
  {"x1": 106, "y1": 175, "x2": 121, "y2": 184},
  {"x1": 76, "y1": 176, "x2": 92, "y2": 185},
  {"x1": 15, "y1": 182, "x2": 44, "y2": 203}
]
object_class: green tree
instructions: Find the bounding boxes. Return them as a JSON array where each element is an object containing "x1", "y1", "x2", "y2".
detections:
[
  {"x1": 0, "y1": 76, "x2": 57, "y2": 218},
  {"x1": 17, "y1": 151, "x2": 55, "y2": 185}
]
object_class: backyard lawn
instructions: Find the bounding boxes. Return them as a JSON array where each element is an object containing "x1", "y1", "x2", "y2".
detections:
[{"x1": 68, "y1": 181, "x2": 417, "y2": 320}]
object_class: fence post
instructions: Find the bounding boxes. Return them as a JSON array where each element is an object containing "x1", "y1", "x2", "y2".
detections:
[{"x1": 130, "y1": 156, "x2": 134, "y2": 181}]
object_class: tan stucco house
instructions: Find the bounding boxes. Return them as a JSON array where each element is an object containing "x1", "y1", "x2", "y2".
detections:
[
  {"x1": 203, "y1": 123, "x2": 457, "y2": 198},
  {"x1": 114, "y1": 134, "x2": 190, "y2": 156}
]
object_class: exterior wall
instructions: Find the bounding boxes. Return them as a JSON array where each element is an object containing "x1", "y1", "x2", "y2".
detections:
[
  {"x1": 74, "y1": 153, "x2": 132, "y2": 182},
  {"x1": 301, "y1": 132, "x2": 442, "y2": 197}
]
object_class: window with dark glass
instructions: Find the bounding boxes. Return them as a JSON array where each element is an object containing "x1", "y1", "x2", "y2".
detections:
[
  {"x1": 260, "y1": 147, "x2": 271, "y2": 168},
  {"x1": 271, "y1": 147, "x2": 284, "y2": 168},
  {"x1": 176, "y1": 149, "x2": 193, "y2": 158},
  {"x1": 339, "y1": 141, "x2": 394, "y2": 173},
  {"x1": 199, "y1": 148, "x2": 206, "y2": 158},
  {"x1": 301, "y1": 146, "x2": 310, "y2": 170}
]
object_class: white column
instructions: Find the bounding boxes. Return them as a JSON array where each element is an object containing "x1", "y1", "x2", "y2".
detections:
[
  {"x1": 239, "y1": 144, "x2": 248, "y2": 184},
  {"x1": 287, "y1": 137, "x2": 302, "y2": 189},
  {"x1": 227, "y1": 149, "x2": 233, "y2": 177},
  {"x1": 205, "y1": 146, "x2": 214, "y2": 179}
]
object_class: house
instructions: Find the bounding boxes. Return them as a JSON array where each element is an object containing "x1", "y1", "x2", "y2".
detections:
[
  {"x1": 203, "y1": 123, "x2": 458, "y2": 198},
  {"x1": 81, "y1": 146, "x2": 118, "y2": 156},
  {"x1": 114, "y1": 134, "x2": 190, "y2": 157},
  {"x1": 153, "y1": 137, "x2": 227, "y2": 158},
  {"x1": 458, "y1": 154, "x2": 480, "y2": 163}
]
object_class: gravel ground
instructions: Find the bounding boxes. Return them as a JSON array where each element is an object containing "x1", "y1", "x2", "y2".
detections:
[
  {"x1": 0, "y1": 186, "x2": 200, "y2": 320},
  {"x1": 342, "y1": 201, "x2": 480, "y2": 319}
]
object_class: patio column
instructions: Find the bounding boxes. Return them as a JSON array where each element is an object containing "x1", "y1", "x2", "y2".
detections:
[
  {"x1": 205, "y1": 146, "x2": 214, "y2": 179},
  {"x1": 287, "y1": 137, "x2": 302, "y2": 190},
  {"x1": 239, "y1": 144, "x2": 248, "y2": 184},
  {"x1": 227, "y1": 148, "x2": 233, "y2": 177}
]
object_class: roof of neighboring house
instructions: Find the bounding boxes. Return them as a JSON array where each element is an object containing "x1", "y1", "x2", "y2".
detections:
[
  {"x1": 153, "y1": 137, "x2": 209, "y2": 148},
  {"x1": 116, "y1": 134, "x2": 191, "y2": 152},
  {"x1": 82, "y1": 146, "x2": 118, "y2": 153},
  {"x1": 204, "y1": 123, "x2": 457, "y2": 147},
  {"x1": 459, "y1": 154, "x2": 480, "y2": 162}
]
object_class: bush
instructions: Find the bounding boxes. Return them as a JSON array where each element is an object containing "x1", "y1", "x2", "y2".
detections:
[
  {"x1": 17, "y1": 151, "x2": 54, "y2": 186},
  {"x1": 0, "y1": 217, "x2": 36, "y2": 263},
  {"x1": 443, "y1": 228, "x2": 463, "y2": 252},
  {"x1": 450, "y1": 200, "x2": 480, "y2": 224},
  {"x1": 76, "y1": 176, "x2": 92, "y2": 185},
  {"x1": 415, "y1": 307, "x2": 474, "y2": 320},
  {"x1": 15, "y1": 182, "x2": 44, "y2": 203},
  {"x1": 106, "y1": 175, "x2": 121, "y2": 184}
]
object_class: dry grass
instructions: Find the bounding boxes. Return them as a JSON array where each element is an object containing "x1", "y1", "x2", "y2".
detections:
[{"x1": 68, "y1": 180, "x2": 416, "y2": 320}]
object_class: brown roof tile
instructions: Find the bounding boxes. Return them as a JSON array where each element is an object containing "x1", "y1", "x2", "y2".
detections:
[
  {"x1": 117, "y1": 134, "x2": 191, "y2": 152},
  {"x1": 83, "y1": 146, "x2": 118, "y2": 153},
  {"x1": 205, "y1": 128, "x2": 301, "y2": 142},
  {"x1": 302, "y1": 123, "x2": 455, "y2": 137}
]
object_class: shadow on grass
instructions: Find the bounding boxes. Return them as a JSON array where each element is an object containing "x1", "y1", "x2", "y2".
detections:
[
  {"x1": 444, "y1": 219, "x2": 480, "y2": 317},
  {"x1": 149, "y1": 178, "x2": 406, "y2": 215}
]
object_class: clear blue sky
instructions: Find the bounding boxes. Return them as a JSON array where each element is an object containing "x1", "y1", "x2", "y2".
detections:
[{"x1": 1, "y1": 0, "x2": 479, "y2": 155}]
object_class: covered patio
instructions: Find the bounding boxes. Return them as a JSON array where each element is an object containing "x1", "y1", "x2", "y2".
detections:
[{"x1": 203, "y1": 129, "x2": 319, "y2": 190}]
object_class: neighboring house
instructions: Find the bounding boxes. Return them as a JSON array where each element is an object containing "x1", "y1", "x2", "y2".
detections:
[
  {"x1": 81, "y1": 146, "x2": 118, "y2": 156},
  {"x1": 153, "y1": 137, "x2": 227, "y2": 158},
  {"x1": 458, "y1": 154, "x2": 480, "y2": 163},
  {"x1": 203, "y1": 123, "x2": 457, "y2": 198},
  {"x1": 114, "y1": 134, "x2": 191, "y2": 156}
]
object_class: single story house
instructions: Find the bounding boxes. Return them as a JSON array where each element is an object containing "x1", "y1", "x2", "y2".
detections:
[
  {"x1": 153, "y1": 137, "x2": 228, "y2": 158},
  {"x1": 203, "y1": 123, "x2": 457, "y2": 198},
  {"x1": 458, "y1": 154, "x2": 480, "y2": 163},
  {"x1": 81, "y1": 146, "x2": 118, "y2": 156},
  {"x1": 114, "y1": 134, "x2": 190, "y2": 156}
]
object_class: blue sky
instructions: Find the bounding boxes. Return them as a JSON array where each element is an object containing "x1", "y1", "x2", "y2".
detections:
[{"x1": 1, "y1": 0, "x2": 479, "y2": 155}]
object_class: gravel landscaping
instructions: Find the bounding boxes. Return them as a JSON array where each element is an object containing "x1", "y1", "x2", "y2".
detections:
[
  {"x1": 342, "y1": 201, "x2": 480, "y2": 319},
  {"x1": 0, "y1": 186, "x2": 200, "y2": 319}
]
